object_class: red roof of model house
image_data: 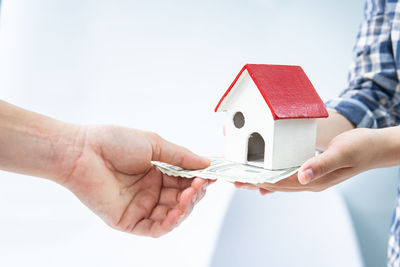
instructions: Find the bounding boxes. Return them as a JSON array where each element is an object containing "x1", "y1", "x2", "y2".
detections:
[{"x1": 215, "y1": 64, "x2": 329, "y2": 120}]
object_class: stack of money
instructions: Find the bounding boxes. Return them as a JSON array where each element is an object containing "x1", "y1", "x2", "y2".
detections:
[{"x1": 152, "y1": 157, "x2": 299, "y2": 184}]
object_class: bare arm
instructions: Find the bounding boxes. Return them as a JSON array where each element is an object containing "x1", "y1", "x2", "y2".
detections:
[
  {"x1": 316, "y1": 110, "x2": 355, "y2": 150},
  {"x1": 0, "y1": 100, "x2": 210, "y2": 237},
  {"x1": 0, "y1": 100, "x2": 83, "y2": 182}
]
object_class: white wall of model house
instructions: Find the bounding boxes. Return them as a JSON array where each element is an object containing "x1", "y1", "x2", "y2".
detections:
[{"x1": 221, "y1": 69, "x2": 317, "y2": 170}]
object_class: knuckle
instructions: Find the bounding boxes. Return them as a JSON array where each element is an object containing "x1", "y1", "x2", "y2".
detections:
[
  {"x1": 109, "y1": 221, "x2": 126, "y2": 232},
  {"x1": 109, "y1": 217, "x2": 136, "y2": 234},
  {"x1": 335, "y1": 145, "x2": 350, "y2": 159},
  {"x1": 176, "y1": 191, "x2": 182, "y2": 203},
  {"x1": 148, "y1": 131, "x2": 163, "y2": 157},
  {"x1": 315, "y1": 160, "x2": 328, "y2": 177},
  {"x1": 148, "y1": 131, "x2": 162, "y2": 144},
  {"x1": 172, "y1": 152, "x2": 186, "y2": 167}
]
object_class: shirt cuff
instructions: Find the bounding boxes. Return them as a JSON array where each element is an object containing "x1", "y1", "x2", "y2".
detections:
[{"x1": 325, "y1": 97, "x2": 377, "y2": 128}]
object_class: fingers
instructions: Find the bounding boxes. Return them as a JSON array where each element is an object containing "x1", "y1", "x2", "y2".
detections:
[
  {"x1": 180, "y1": 178, "x2": 208, "y2": 208},
  {"x1": 159, "y1": 179, "x2": 206, "y2": 233},
  {"x1": 297, "y1": 150, "x2": 349, "y2": 185},
  {"x1": 232, "y1": 156, "x2": 357, "y2": 193},
  {"x1": 260, "y1": 167, "x2": 356, "y2": 192},
  {"x1": 173, "y1": 178, "x2": 208, "y2": 225},
  {"x1": 158, "y1": 178, "x2": 208, "y2": 235},
  {"x1": 162, "y1": 175, "x2": 192, "y2": 189},
  {"x1": 132, "y1": 178, "x2": 209, "y2": 237},
  {"x1": 159, "y1": 178, "x2": 208, "y2": 206},
  {"x1": 234, "y1": 181, "x2": 274, "y2": 196},
  {"x1": 234, "y1": 182, "x2": 258, "y2": 190},
  {"x1": 162, "y1": 174, "x2": 213, "y2": 191},
  {"x1": 159, "y1": 188, "x2": 181, "y2": 206},
  {"x1": 133, "y1": 209, "x2": 182, "y2": 238},
  {"x1": 149, "y1": 133, "x2": 210, "y2": 170},
  {"x1": 259, "y1": 188, "x2": 273, "y2": 195}
]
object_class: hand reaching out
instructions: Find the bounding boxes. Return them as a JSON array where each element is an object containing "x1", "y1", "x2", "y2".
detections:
[
  {"x1": 236, "y1": 127, "x2": 400, "y2": 194},
  {"x1": 61, "y1": 126, "x2": 210, "y2": 237},
  {"x1": 0, "y1": 101, "x2": 211, "y2": 238}
]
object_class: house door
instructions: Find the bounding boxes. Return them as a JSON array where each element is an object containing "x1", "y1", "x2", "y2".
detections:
[{"x1": 247, "y1": 132, "x2": 265, "y2": 164}]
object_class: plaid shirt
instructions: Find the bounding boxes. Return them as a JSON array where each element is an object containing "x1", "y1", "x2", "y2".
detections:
[{"x1": 324, "y1": 0, "x2": 400, "y2": 265}]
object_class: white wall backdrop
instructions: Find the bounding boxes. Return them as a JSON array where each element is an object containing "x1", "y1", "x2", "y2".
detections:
[{"x1": 0, "y1": 0, "x2": 366, "y2": 266}]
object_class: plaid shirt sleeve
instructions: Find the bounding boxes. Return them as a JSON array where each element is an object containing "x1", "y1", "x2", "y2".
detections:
[{"x1": 325, "y1": 0, "x2": 400, "y2": 129}]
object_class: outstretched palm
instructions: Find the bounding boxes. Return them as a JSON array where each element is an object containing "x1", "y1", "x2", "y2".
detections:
[{"x1": 64, "y1": 126, "x2": 209, "y2": 237}]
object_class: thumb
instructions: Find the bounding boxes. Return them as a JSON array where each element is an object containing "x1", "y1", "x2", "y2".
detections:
[
  {"x1": 298, "y1": 150, "x2": 346, "y2": 185},
  {"x1": 149, "y1": 133, "x2": 210, "y2": 170}
]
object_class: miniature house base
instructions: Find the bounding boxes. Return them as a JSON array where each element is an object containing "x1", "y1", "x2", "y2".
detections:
[{"x1": 215, "y1": 64, "x2": 327, "y2": 170}]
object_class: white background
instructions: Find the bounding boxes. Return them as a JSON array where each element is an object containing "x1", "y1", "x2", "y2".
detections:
[{"x1": 0, "y1": 0, "x2": 367, "y2": 266}]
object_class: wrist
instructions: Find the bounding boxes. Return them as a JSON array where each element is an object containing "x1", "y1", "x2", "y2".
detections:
[
  {"x1": 316, "y1": 110, "x2": 355, "y2": 151},
  {"x1": 0, "y1": 100, "x2": 88, "y2": 183},
  {"x1": 50, "y1": 123, "x2": 88, "y2": 185}
]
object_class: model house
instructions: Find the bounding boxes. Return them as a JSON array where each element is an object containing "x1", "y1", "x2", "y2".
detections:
[{"x1": 215, "y1": 64, "x2": 328, "y2": 170}]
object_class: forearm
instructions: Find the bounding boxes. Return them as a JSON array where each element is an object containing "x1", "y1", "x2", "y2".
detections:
[
  {"x1": 0, "y1": 100, "x2": 85, "y2": 183},
  {"x1": 316, "y1": 109, "x2": 355, "y2": 150},
  {"x1": 317, "y1": 109, "x2": 400, "y2": 169},
  {"x1": 376, "y1": 126, "x2": 400, "y2": 168}
]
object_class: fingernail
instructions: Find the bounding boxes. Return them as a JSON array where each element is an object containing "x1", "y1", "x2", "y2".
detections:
[{"x1": 299, "y1": 169, "x2": 314, "y2": 185}]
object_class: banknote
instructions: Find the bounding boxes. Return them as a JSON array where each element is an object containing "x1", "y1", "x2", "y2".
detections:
[{"x1": 152, "y1": 157, "x2": 299, "y2": 184}]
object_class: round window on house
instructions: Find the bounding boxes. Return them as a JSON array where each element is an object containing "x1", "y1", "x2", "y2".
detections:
[{"x1": 233, "y1": 111, "x2": 245, "y2": 129}]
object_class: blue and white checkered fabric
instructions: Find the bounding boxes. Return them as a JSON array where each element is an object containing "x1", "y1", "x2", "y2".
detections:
[
  {"x1": 325, "y1": 0, "x2": 400, "y2": 129},
  {"x1": 389, "y1": 174, "x2": 400, "y2": 266},
  {"x1": 324, "y1": 0, "x2": 400, "y2": 265}
]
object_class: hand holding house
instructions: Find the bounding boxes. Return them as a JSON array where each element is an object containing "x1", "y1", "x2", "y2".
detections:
[{"x1": 215, "y1": 64, "x2": 328, "y2": 170}]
